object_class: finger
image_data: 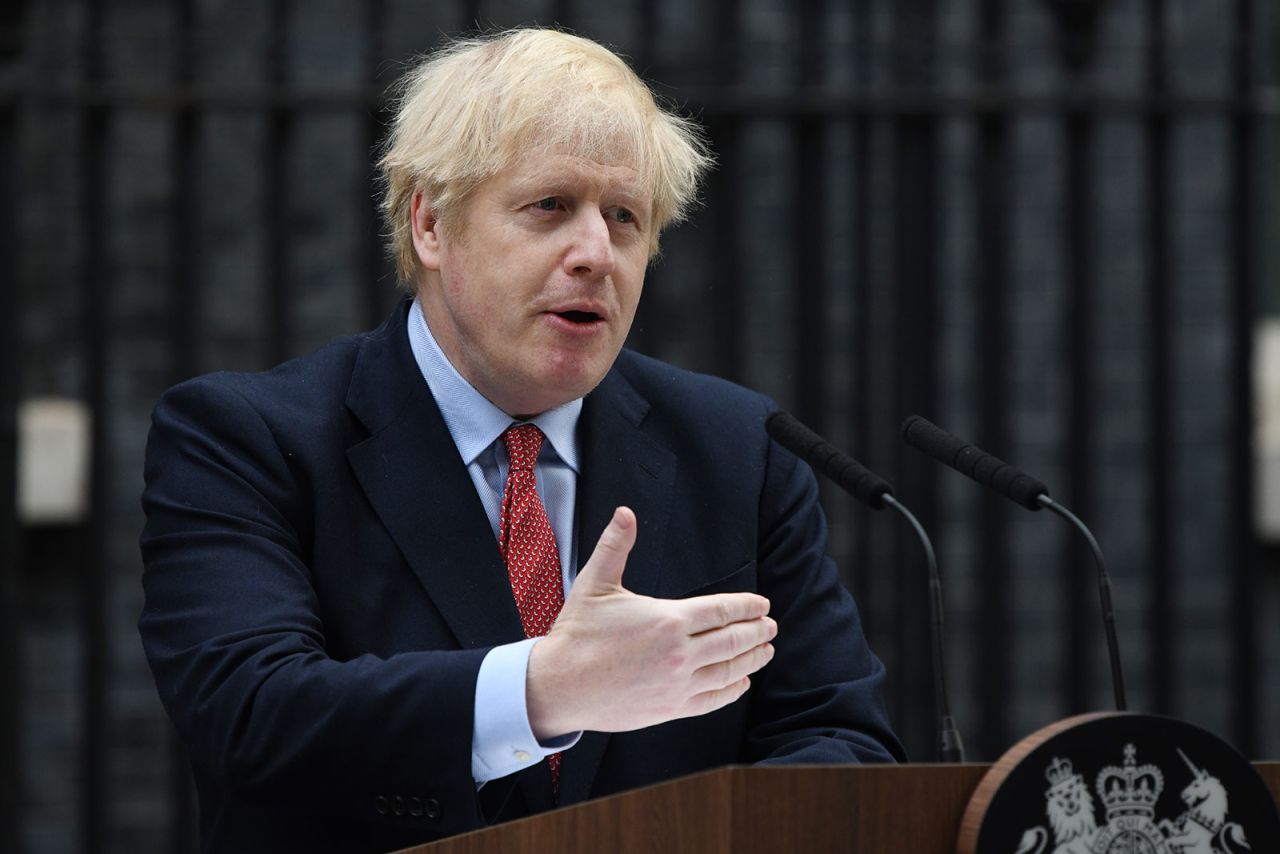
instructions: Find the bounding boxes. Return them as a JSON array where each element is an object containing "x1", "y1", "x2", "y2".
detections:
[
  {"x1": 690, "y1": 642, "x2": 775, "y2": 694},
  {"x1": 574, "y1": 506, "x2": 637, "y2": 591},
  {"x1": 680, "y1": 676, "x2": 753, "y2": 719},
  {"x1": 681, "y1": 591, "x2": 771, "y2": 634},
  {"x1": 687, "y1": 616, "x2": 777, "y2": 669}
]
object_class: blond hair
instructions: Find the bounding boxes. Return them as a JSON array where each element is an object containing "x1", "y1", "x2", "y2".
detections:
[{"x1": 378, "y1": 28, "x2": 713, "y2": 288}]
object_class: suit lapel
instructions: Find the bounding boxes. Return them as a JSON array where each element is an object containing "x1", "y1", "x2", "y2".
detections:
[
  {"x1": 575, "y1": 362, "x2": 678, "y2": 596},
  {"x1": 344, "y1": 301, "x2": 525, "y2": 650},
  {"x1": 557, "y1": 361, "x2": 678, "y2": 806}
]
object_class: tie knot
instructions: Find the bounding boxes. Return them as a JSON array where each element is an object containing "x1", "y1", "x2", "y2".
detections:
[{"x1": 502, "y1": 424, "x2": 544, "y2": 472}]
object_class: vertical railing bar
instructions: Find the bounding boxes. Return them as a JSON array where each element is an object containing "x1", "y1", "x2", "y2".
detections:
[
  {"x1": 849, "y1": 0, "x2": 873, "y2": 630},
  {"x1": 893, "y1": 124, "x2": 940, "y2": 752},
  {"x1": 0, "y1": 8, "x2": 22, "y2": 845},
  {"x1": 464, "y1": 1, "x2": 484, "y2": 33},
  {"x1": 708, "y1": 0, "x2": 742, "y2": 381},
  {"x1": 633, "y1": 0, "x2": 658, "y2": 124},
  {"x1": 0, "y1": 74, "x2": 22, "y2": 854},
  {"x1": 170, "y1": 0, "x2": 198, "y2": 385},
  {"x1": 1144, "y1": 0, "x2": 1173, "y2": 717},
  {"x1": 551, "y1": 0, "x2": 572, "y2": 28},
  {"x1": 1228, "y1": 0, "x2": 1258, "y2": 756},
  {"x1": 793, "y1": 0, "x2": 826, "y2": 428},
  {"x1": 890, "y1": 0, "x2": 941, "y2": 754},
  {"x1": 1064, "y1": 106, "x2": 1095, "y2": 713},
  {"x1": 165, "y1": 5, "x2": 200, "y2": 849},
  {"x1": 637, "y1": 0, "x2": 657, "y2": 73},
  {"x1": 975, "y1": 0, "x2": 1011, "y2": 759},
  {"x1": 79, "y1": 0, "x2": 109, "y2": 849},
  {"x1": 265, "y1": 0, "x2": 291, "y2": 367},
  {"x1": 626, "y1": 0, "x2": 659, "y2": 358},
  {"x1": 886, "y1": 0, "x2": 910, "y2": 741},
  {"x1": 362, "y1": 0, "x2": 390, "y2": 331}
]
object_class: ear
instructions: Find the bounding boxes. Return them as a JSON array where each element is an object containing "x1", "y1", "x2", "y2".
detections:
[{"x1": 410, "y1": 190, "x2": 444, "y2": 271}]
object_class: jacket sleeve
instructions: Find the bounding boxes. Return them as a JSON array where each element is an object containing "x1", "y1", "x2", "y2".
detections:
[
  {"x1": 743, "y1": 426, "x2": 908, "y2": 765},
  {"x1": 138, "y1": 375, "x2": 489, "y2": 836}
]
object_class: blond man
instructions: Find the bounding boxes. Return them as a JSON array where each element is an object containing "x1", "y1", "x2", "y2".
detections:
[{"x1": 140, "y1": 29, "x2": 902, "y2": 853}]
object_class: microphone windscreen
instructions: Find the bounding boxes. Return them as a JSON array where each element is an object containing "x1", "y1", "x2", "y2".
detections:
[
  {"x1": 767, "y1": 411, "x2": 894, "y2": 509},
  {"x1": 901, "y1": 415, "x2": 965, "y2": 467},
  {"x1": 901, "y1": 415, "x2": 1048, "y2": 510}
]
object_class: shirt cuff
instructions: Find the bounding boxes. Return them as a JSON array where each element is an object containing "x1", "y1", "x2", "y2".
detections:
[{"x1": 472, "y1": 637, "x2": 582, "y2": 783}]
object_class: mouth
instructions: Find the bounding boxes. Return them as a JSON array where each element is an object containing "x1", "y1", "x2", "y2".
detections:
[{"x1": 554, "y1": 309, "x2": 603, "y2": 324}]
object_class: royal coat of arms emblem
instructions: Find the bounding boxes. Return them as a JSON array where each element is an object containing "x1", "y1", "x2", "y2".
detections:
[
  {"x1": 957, "y1": 713, "x2": 1280, "y2": 854},
  {"x1": 1016, "y1": 744, "x2": 1251, "y2": 854}
]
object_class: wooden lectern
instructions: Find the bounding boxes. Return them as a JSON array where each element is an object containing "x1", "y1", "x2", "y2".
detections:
[{"x1": 399, "y1": 763, "x2": 1280, "y2": 853}]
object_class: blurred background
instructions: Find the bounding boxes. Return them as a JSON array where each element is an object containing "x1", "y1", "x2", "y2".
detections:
[{"x1": 2, "y1": 0, "x2": 1279, "y2": 850}]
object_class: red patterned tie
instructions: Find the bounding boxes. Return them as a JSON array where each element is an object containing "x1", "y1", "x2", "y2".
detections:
[{"x1": 498, "y1": 424, "x2": 565, "y2": 796}]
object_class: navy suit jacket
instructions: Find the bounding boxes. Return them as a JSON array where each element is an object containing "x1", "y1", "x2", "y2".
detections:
[{"x1": 139, "y1": 300, "x2": 903, "y2": 852}]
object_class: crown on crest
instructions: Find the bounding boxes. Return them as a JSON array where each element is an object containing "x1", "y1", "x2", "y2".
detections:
[
  {"x1": 1095, "y1": 744, "x2": 1163, "y2": 819},
  {"x1": 1045, "y1": 756, "x2": 1077, "y2": 787}
]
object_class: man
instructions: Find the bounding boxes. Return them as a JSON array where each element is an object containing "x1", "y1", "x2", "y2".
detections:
[{"x1": 139, "y1": 28, "x2": 903, "y2": 853}]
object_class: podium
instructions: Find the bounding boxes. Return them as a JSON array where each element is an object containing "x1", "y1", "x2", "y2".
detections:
[{"x1": 399, "y1": 762, "x2": 1280, "y2": 853}]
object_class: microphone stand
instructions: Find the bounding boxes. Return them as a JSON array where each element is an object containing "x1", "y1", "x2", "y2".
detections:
[
  {"x1": 901, "y1": 414, "x2": 1128, "y2": 714},
  {"x1": 882, "y1": 494, "x2": 965, "y2": 762},
  {"x1": 1037, "y1": 495, "x2": 1127, "y2": 711}
]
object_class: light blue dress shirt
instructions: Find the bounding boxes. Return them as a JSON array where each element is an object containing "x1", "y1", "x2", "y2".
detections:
[{"x1": 406, "y1": 300, "x2": 582, "y2": 783}]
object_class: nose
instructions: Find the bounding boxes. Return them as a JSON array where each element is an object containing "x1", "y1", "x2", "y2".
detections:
[{"x1": 562, "y1": 210, "x2": 615, "y2": 279}]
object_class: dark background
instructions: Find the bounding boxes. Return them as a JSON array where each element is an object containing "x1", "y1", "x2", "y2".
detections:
[{"x1": 2, "y1": 0, "x2": 1279, "y2": 851}]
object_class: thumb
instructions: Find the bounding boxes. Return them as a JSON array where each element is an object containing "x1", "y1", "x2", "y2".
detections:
[{"x1": 575, "y1": 506, "x2": 637, "y2": 592}]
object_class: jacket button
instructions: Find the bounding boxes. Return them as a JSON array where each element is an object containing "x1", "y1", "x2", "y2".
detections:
[
  {"x1": 408, "y1": 797, "x2": 424, "y2": 817},
  {"x1": 374, "y1": 796, "x2": 389, "y2": 815},
  {"x1": 392, "y1": 796, "x2": 406, "y2": 816},
  {"x1": 424, "y1": 798, "x2": 442, "y2": 820}
]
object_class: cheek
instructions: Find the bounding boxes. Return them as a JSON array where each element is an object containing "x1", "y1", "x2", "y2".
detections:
[
  {"x1": 442, "y1": 268, "x2": 481, "y2": 317},
  {"x1": 613, "y1": 255, "x2": 645, "y2": 295},
  {"x1": 620, "y1": 276, "x2": 645, "y2": 319}
]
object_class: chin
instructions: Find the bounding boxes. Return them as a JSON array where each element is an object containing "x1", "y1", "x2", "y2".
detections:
[
  {"x1": 493, "y1": 371, "x2": 578, "y2": 413},
  {"x1": 542, "y1": 353, "x2": 615, "y2": 394}
]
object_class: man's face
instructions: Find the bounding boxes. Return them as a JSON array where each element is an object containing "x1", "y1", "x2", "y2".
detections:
[{"x1": 412, "y1": 149, "x2": 651, "y2": 418}]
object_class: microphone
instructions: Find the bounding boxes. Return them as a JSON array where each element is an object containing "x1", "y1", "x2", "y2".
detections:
[
  {"x1": 766, "y1": 411, "x2": 964, "y2": 762},
  {"x1": 901, "y1": 415, "x2": 1127, "y2": 712},
  {"x1": 900, "y1": 415, "x2": 1047, "y2": 510},
  {"x1": 765, "y1": 410, "x2": 893, "y2": 509}
]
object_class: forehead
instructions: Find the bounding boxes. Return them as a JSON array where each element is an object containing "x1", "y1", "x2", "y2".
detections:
[{"x1": 494, "y1": 145, "x2": 650, "y2": 201}]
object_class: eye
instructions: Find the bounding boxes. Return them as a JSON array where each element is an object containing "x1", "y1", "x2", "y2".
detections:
[
  {"x1": 610, "y1": 207, "x2": 635, "y2": 225},
  {"x1": 532, "y1": 197, "x2": 560, "y2": 212}
]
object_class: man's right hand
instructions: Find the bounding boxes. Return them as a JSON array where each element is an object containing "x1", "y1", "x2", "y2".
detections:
[{"x1": 525, "y1": 506, "x2": 776, "y2": 740}]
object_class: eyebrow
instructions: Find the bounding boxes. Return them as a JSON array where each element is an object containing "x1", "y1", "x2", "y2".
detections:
[
  {"x1": 512, "y1": 171, "x2": 650, "y2": 211},
  {"x1": 609, "y1": 187, "x2": 649, "y2": 211}
]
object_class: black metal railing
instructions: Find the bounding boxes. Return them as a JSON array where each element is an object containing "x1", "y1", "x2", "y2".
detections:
[{"x1": 1, "y1": 0, "x2": 1274, "y2": 849}]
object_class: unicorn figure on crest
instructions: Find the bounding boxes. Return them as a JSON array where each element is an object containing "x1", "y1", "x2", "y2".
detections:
[{"x1": 1158, "y1": 749, "x2": 1250, "y2": 854}]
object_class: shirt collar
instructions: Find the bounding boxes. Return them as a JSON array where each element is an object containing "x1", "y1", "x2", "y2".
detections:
[{"x1": 406, "y1": 298, "x2": 582, "y2": 471}]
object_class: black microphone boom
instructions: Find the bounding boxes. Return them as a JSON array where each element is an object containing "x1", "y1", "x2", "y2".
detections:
[
  {"x1": 766, "y1": 411, "x2": 964, "y2": 762},
  {"x1": 901, "y1": 415, "x2": 1127, "y2": 712}
]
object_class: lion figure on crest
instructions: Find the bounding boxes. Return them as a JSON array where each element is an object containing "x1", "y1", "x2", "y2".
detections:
[{"x1": 1016, "y1": 757, "x2": 1097, "y2": 854}]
